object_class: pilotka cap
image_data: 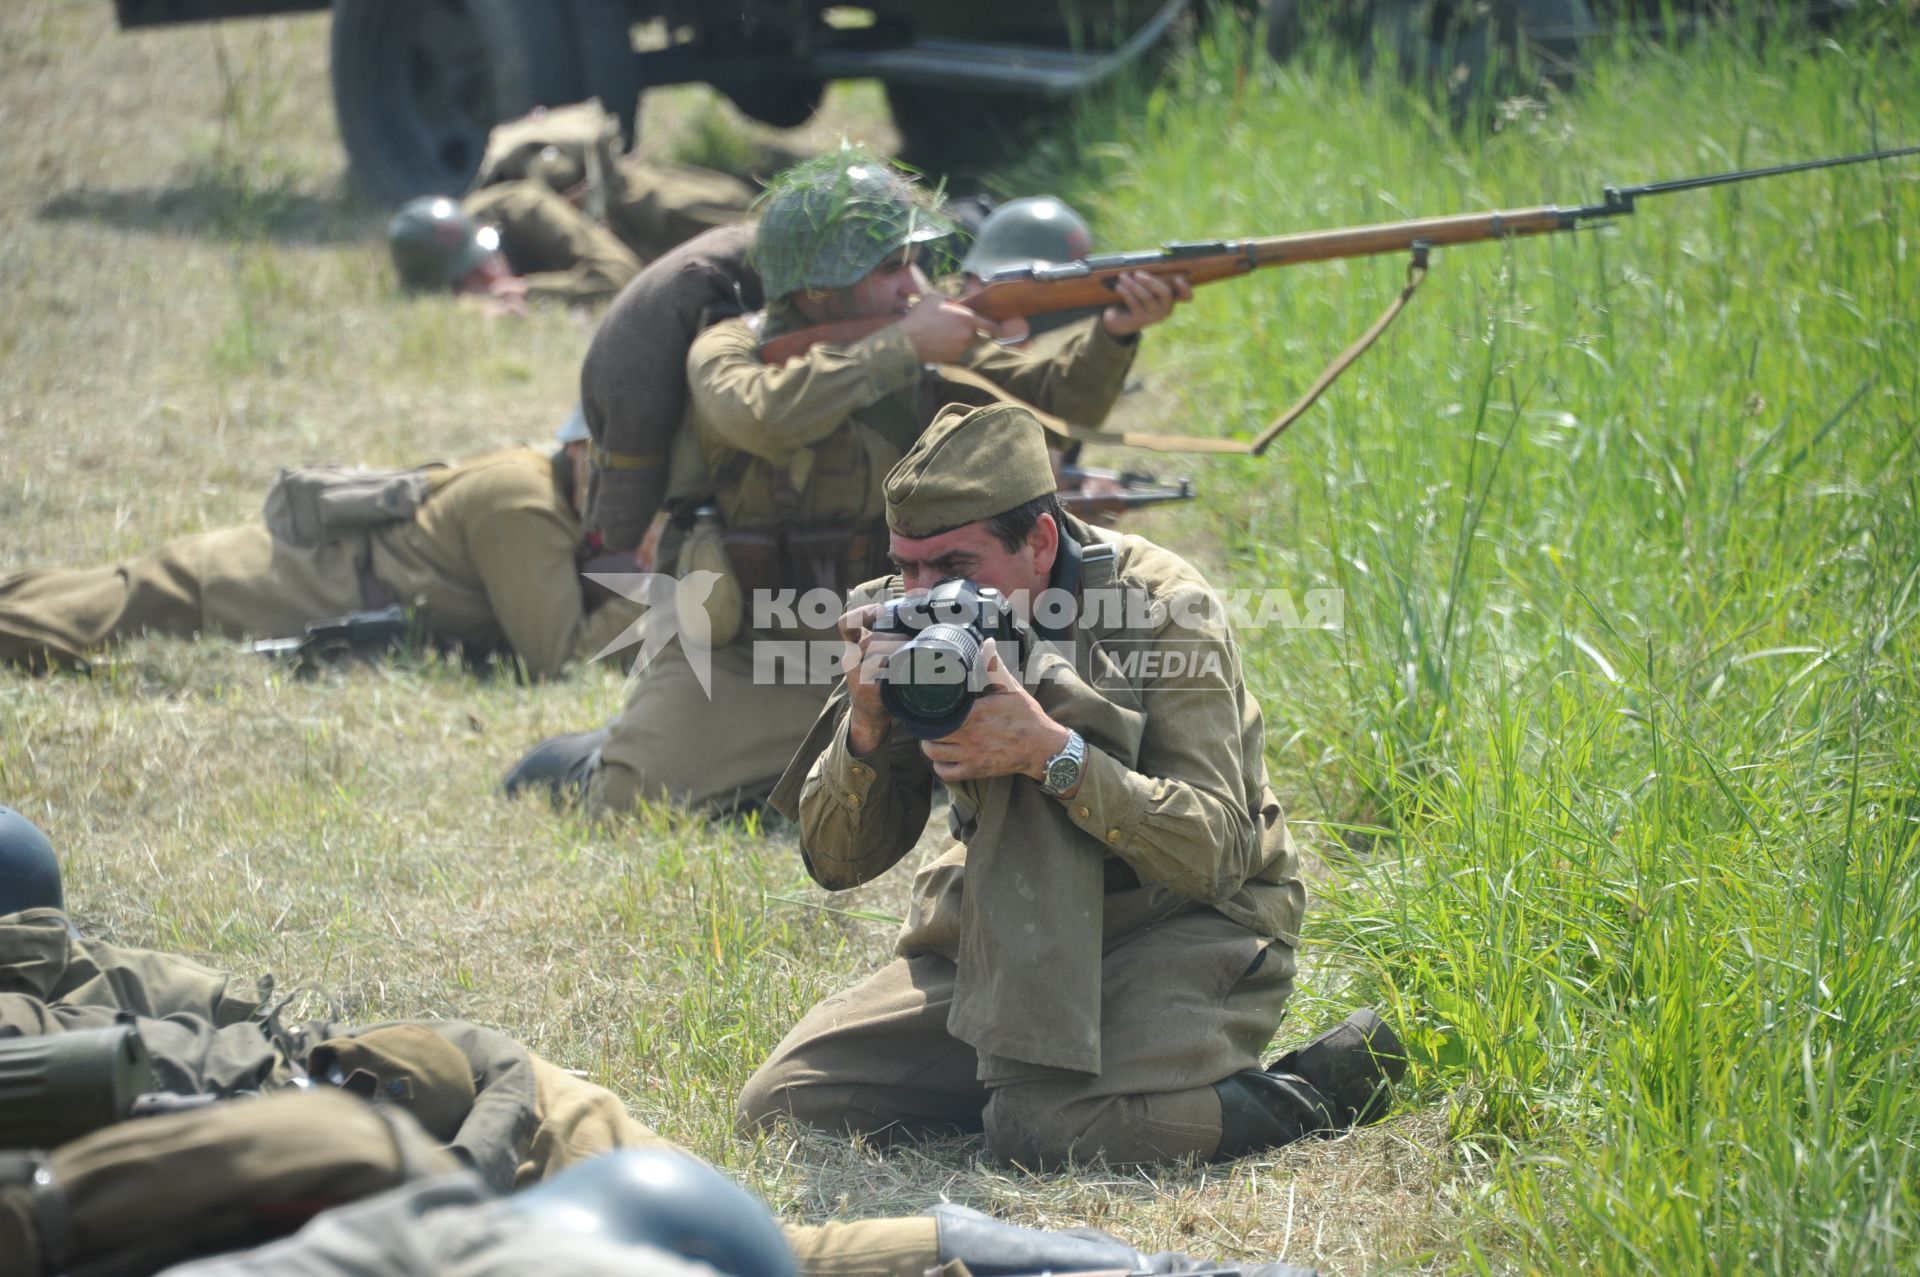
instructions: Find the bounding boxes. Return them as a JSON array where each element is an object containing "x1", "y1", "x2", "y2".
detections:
[{"x1": 884, "y1": 402, "x2": 1057, "y2": 537}]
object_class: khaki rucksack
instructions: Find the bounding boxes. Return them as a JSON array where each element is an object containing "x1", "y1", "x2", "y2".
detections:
[{"x1": 579, "y1": 222, "x2": 763, "y2": 553}]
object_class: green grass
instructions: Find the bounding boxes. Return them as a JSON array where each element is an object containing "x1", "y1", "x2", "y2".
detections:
[
  {"x1": 1037, "y1": 7, "x2": 1920, "y2": 1272},
  {"x1": 4, "y1": 3, "x2": 1917, "y2": 1273}
]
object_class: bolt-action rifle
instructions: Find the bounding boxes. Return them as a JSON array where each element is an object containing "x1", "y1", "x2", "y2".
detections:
[
  {"x1": 247, "y1": 604, "x2": 409, "y2": 668},
  {"x1": 1058, "y1": 464, "x2": 1195, "y2": 519},
  {"x1": 758, "y1": 145, "x2": 1918, "y2": 454}
]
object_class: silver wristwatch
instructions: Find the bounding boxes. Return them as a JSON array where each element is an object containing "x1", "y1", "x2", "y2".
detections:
[{"x1": 1040, "y1": 730, "x2": 1086, "y2": 797}]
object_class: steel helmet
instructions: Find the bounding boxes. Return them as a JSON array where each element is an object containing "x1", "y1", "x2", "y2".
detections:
[
  {"x1": 752, "y1": 146, "x2": 954, "y2": 299},
  {"x1": 388, "y1": 197, "x2": 501, "y2": 290},
  {"x1": 508, "y1": 1147, "x2": 799, "y2": 1277},
  {"x1": 0, "y1": 804, "x2": 62, "y2": 916},
  {"x1": 960, "y1": 196, "x2": 1094, "y2": 279}
]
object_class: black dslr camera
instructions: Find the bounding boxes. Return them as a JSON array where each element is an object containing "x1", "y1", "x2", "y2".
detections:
[{"x1": 870, "y1": 578, "x2": 1019, "y2": 739}]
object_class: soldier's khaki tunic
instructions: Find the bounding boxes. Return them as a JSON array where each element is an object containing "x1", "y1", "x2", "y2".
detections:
[
  {"x1": 604, "y1": 161, "x2": 755, "y2": 261},
  {"x1": 460, "y1": 182, "x2": 642, "y2": 306},
  {"x1": 588, "y1": 312, "x2": 1138, "y2": 813},
  {"x1": 464, "y1": 101, "x2": 752, "y2": 304},
  {"x1": 0, "y1": 909, "x2": 942, "y2": 1277},
  {"x1": 737, "y1": 520, "x2": 1306, "y2": 1166},
  {"x1": 0, "y1": 449, "x2": 600, "y2": 679}
]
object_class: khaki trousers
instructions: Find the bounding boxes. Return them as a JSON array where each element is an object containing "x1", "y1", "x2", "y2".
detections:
[
  {"x1": 591, "y1": 636, "x2": 832, "y2": 813},
  {"x1": 0, "y1": 527, "x2": 363, "y2": 668},
  {"x1": 518, "y1": 1057, "x2": 939, "y2": 1277},
  {"x1": 738, "y1": 910, "x2": 1297, "y2": 1166}
]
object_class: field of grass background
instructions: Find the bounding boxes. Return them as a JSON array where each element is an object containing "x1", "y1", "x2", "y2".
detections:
[{"x1": 3, "y1": 2, "x2": 1917, "y2": 1273}]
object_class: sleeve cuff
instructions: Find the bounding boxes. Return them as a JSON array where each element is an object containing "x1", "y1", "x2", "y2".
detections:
[
  {"x1": 853, "y1": 325, "x2": 924, "y2": 399},
  {"x1": 1057, "y1": 741, "x2": 1150, "y2": 852},
  {"x1": 820, "y1": 722, "x2": 891, "y2": 814},
  {"x1": 1091, "y1": 324, "x2": 1142, "y2": 360}
]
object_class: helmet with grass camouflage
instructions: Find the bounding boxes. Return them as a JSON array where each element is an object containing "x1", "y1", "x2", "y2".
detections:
[
  {"x1": 388, "y1": 196, "x2": 501, "y2": 290},
  {"x1": 961, "y1": 196, "x2": 1094, "y2": 279},
  {"x1": 752, "y1": 147, "x2": 954, "y2": 299}
]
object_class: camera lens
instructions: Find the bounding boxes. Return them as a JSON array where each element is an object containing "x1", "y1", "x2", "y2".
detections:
[{"x1": 881, "y1": 622, "x2": 984, "y2": 738}]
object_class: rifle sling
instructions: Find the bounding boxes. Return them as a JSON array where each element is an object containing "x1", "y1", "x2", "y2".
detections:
[
  {"x1": 589, "y1": 442, "x2": 667, "y2": 473},
  {"x1": 1249, "y1": 247, "x2": 1430, "y2": 455},
  {"x1": 932, "y1": 245, "x2": 1430, "y2": 456}
]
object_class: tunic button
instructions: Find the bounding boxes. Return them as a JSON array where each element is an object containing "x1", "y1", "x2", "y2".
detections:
[
  {"x1": 1075, "y1": 806, "x2": 1091, "y2": 820},
  {"x1": 851, "y1": 765, "x2": 869, "y2": 779},
  {"x1": 847, "y1": 794, "x2": 863, "y2": 809},
  {"x1": 1106, "y1": 829, "x2": 1122, "y2": 844}
]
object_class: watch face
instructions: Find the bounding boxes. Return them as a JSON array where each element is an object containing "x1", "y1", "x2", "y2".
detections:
[{"x1": 1046, "y1": 755, "x2": 1081, "y2": 793}]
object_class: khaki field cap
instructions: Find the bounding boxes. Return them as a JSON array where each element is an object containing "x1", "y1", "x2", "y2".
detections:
[
  {"x1": 306, "y1": 1025, "x2": 477, "y2": 1142},
  {"x1": 885, "y1": 402, "x2": 1057, "y2": 537}
]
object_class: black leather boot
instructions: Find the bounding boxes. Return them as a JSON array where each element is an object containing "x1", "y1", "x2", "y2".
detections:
[
  {"x1": 927, "y1": 1203, "x2": 1321, "y2": 1277},
  {"x1": 500, "y1": 728, "x2": 609, "y2": 801},
  {"x1": 1211, "y1": 1068, "x2": 1341, "y2": 1160},
  {"x1": 1264, "y1": 1008, "x2": 1406, "y2": 1128},
  {"x1": 1212, "y1": 1009, "x2": 1408, "y2": 1160}
]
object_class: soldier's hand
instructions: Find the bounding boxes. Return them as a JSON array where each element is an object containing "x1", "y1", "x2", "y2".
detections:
[
  {"x1": 899, "y1": 294, "x2": 1023, "y2": 364},
  {"x1": 1102, "y1": 270, "x2": 1190, "y2": 338},
  {"x1": 840, "y1": 602, "x2": 906, "y2": 756},
  {"x1": 480, "y1": 274, "x2": 532, "y2": 319},
  {"x1": 634, "y1": 512, "x2": 667, "y2": 574},
  {"x1": 919, "y1": 640, "x2": 1069, "y2": 784}
]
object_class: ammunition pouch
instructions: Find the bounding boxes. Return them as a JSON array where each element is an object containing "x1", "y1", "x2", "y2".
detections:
[
  {"x1": 717, "y1": 520, "x2": 889, "y2": 603},
  {"x1": 261, "y1": 464, "x2": 448, "y2": 548}
]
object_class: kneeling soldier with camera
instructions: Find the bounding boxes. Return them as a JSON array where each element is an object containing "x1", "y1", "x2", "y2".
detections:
[{"x1": 741, "y1": 402, "x2": 1404, "y2": 1167}]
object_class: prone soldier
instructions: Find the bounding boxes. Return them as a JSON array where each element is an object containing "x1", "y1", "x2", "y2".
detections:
[
  {"x1": 0, "y1": 413, "x2": 623, "y2": 679},
  {"x1": 388, "y1": 102, "x2": 758, "y2": 312}
]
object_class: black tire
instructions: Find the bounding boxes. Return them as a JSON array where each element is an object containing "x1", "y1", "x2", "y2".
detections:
[
  {"x1": 1264, "y1": 0, "x2": 1307, "y2": 62},
  {"x1": 565, "y1": 0, "x2": 644, "y2": 145},
  {"x1": 886, "y1": 84, "x2": 1048, "y2": 188},
  {"x1": 1266, "y1": 0, "x2": 1384, "y2": 63},
  {"x1": 720, "y1": 76, "x2": 828, "y2": 130},
  {"x1": 1364, "y1": 0, "x2": 1591, "y2": 115},
  {"x1": 330, "y1": 0, "x2": 588, "y2": 205}
]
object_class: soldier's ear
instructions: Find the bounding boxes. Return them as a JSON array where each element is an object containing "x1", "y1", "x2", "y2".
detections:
[{"x1": 1027, "y1": 511, "x2": 1060, "y2": 567}]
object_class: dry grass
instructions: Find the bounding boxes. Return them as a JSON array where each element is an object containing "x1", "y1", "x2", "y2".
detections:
[{"x1": 0, "y1": 4, "x2": 1445, "y2": 1275}]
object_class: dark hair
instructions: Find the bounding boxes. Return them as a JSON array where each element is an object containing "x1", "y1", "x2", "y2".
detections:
[{"x1": 984, "y1": 493, "x2": 1067, "y2": 553}]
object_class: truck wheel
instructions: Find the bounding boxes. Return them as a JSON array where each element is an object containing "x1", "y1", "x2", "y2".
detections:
[
  {"x1": 1265, "y1": 0, "x2": 1379, "y2": 64},
  {"x1": 886, "y1": 84, "x2": 1042, "y2": 187},
  {"x1": 1320, "y1": 0, "x2": 1589, "y2": 112},
  {"x1": 330, "y1": 0, "x2": 589, "y2": 204},
  {"x1": 721, "y1": 77, "x2": 827, "y2": 129}
]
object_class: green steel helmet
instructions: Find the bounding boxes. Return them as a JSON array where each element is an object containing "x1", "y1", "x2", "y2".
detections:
[
  {"x1": 752, "y1": 146, "x2": 954, "y2": 299},
  {"x1": 388, "y1": 196, "x2": 501, "y2": 290},
  {"x1": 961, "y1": 196, "x2": 1094, "y2": 279}
]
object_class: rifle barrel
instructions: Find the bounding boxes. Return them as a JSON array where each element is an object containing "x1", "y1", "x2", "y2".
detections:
[{"x1": 1616, "y1": 143, "x2": 1920, "y2": 204}]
